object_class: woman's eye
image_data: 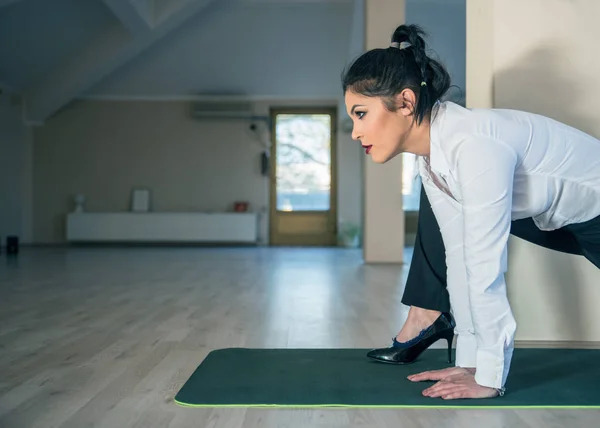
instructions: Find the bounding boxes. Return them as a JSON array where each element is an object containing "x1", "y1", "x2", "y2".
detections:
[{"x1": 356, "y1": 111, "x2": 366, "y2": 119}]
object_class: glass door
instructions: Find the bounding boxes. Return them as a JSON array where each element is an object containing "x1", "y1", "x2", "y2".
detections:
[{"x1": 269, "y1": 108, "x2": 337, "y2": 246}]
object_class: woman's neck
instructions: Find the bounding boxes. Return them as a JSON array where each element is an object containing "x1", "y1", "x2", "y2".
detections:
[{"x1": 404, "y1": 120, "x2": 431, "y2": 157}]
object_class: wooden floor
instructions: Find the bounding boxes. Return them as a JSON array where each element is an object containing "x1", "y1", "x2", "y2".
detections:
[{"x1": 0, "y1": 246, "x2": 598, "y2": 428}]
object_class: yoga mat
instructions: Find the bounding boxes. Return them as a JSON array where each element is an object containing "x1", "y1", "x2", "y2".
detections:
[{"x1": 175, "y1": 348, "x2": 600, "y2": 408}]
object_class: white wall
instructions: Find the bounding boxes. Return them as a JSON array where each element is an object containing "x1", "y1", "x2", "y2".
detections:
[
  {"x1": 32, "y1": 100, "x2": 269, "y2": 244},
  {"x1": 467, "y1": 0, "x2": 600, "y2": 342},
  {"x1": 0, "y1": 94, "x2": 31, "y2": 245}
]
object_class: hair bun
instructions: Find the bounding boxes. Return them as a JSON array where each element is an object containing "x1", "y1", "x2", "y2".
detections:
[{"x1": 391, "y1": 24, "x2": 428, "y2": 52}]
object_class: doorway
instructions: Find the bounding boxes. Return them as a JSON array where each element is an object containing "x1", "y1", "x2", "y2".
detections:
[{"x1": 269, "y1": 107, "x2": 337, "y2": 246}]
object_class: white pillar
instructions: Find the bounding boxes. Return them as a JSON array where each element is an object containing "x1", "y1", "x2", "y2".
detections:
[
  {"x1": 362, "y1": 0, "x2": 406, "y2": 263},
  {"x1": 337, "y1": 0, "x2": 365, "y2": 245},
  {"x1": 465, "y1": 0, "x2": 493, "y2": 109}
]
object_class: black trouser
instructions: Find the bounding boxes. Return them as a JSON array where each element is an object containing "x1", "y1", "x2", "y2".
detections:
[{"x1": 402, "y1": 185, "x2": 600, "y2": 311}]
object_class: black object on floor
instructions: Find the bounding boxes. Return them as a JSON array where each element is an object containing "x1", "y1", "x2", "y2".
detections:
[
  {"x1": 175, "y1": 348, "x2": 600, "y2": 408},
  {"x1": 6, "y1": 236, "x2": 19, "y2": 254}
]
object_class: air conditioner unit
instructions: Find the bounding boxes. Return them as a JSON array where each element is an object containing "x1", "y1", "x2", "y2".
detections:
[
  {"x1": 191, "y1": 100, "x2": 270, "y2": 126},
  {"x1": 191, "y1": 101, "x2": 254, "y2": 119}
]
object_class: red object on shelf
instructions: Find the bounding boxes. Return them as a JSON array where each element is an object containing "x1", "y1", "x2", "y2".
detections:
[{"x1": 234, "y1": 202, "x2": 249, "y2": 212}]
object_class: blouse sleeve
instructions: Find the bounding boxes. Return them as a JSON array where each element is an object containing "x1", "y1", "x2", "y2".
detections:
[{"x1": 453, "y1": 136, "x2": 519, "y2": 389}]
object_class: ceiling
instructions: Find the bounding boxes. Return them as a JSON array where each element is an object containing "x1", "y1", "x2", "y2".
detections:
[{"x1": 0, "y1": 0, "x2": 359, "y2": 123}]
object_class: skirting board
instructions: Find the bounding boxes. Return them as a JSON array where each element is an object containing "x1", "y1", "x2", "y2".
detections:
[{"x1": 515, "y1": 340, "x2": 600, "y2": 349}]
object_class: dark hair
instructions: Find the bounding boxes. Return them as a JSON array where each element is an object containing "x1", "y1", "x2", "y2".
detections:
[{"x1": 342, "y1": 24, "x2": 451, "y2": 125}]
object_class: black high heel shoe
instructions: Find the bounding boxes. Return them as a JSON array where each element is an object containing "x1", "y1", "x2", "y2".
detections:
[{"x1": 366, "y1": 312, "x2": 455, "y2": 364}]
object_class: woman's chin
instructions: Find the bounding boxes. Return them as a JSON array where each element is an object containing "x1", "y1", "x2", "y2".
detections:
[{"x1": 370, "y1": 151, "x2": 393, "y2": 164}]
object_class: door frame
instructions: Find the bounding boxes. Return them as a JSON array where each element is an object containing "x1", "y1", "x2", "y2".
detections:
[{"x1": 268, "y1": 106, "x2": 338, "y2": 246}]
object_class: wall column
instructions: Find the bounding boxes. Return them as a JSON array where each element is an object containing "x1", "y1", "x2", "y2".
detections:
[{"x1": 362, "y1": 0, "x2": 405, "y2": 263}]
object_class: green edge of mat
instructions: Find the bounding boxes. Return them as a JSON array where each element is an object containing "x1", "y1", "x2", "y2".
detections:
[{"x1": 174, "y1": 399, "x2": 600, "y2": 409}]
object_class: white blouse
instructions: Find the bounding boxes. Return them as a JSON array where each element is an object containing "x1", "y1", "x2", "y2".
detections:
[{"x1": 419, "y1": 101, "x2": 600, "y2": 389}]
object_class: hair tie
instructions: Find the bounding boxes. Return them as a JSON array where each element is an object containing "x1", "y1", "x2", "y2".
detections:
[
  {"x1": 421, "y1": 81, "x2": 427, "y2": 86},
  {"x1": 390, "y1": 41, "x2": 412, "y2": 50}
]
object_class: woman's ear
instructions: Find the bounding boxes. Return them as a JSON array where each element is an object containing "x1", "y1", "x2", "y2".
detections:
[{"x1": 395, "y1": 89, "x2": 417, "y2": 117}]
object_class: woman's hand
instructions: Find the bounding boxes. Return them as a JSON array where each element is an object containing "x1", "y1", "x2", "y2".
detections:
[{"x1": 407, "y1": 367, "x2": 499, "y2": 400}]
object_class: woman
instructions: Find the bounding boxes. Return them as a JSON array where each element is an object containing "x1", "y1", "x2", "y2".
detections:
[{"x1": 342, "y1": 24, "x2": 600, "y2": 400}]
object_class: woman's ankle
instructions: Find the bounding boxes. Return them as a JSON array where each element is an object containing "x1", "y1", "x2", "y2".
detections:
[
  {"x1": 407, "y1": 306, "x2": 442, "y2": 323},
  {"x1": 395, "y1": 307, "x2": 442, "y2": 342}
]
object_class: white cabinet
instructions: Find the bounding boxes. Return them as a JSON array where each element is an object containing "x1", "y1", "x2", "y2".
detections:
[{"x1": 66, "y1": 212, "x2": 258, "y2": 243}]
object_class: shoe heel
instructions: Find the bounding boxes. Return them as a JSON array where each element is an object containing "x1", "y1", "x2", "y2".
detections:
[{"x1": 443, "y1": 330, "x2": 454, "y2": 363}]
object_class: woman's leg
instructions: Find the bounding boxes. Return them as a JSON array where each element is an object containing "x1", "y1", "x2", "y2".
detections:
[
  {"x1": 366, "y1": 185, "x2": 454, "y2": 363},
  {"x1": 394, "y1": 185, "x2": 451, "y2": 343},
  {"x1": 509, "y1": 218, "x2": 583, "y2": 255},
  {"x1": 564, "y1": 214, "x2": 600, "y2": 268},
  {"x1": 401, "y1": 185, "x2": 450, "y2": 312}
]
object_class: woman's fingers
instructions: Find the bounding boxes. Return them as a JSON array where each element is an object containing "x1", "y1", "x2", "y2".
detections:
[
  {"x1": 407, "y1": 370, "x2": 443, "y2": 382},
  {"x1": 407, "y1": 367, "x2": 463, "y2": 382},
  {"x1": 423, "y1": 380, "x2": 462, "y2": 397}
]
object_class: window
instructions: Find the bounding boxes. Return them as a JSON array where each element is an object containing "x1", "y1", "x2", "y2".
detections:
[{"x1": 275, "y1": 114, "x2": 332, "y2": 212}]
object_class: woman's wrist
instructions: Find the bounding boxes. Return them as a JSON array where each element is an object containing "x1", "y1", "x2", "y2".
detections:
[{"x1": 469, "y1": 367, "x2": 505, "y2": 396}]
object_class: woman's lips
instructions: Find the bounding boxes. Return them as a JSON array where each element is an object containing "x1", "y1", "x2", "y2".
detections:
[{"x1": 363, "y1": 145, "x2": 373, "y2": 154}]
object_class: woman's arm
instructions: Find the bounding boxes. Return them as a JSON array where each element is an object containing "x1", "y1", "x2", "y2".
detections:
[
  {"x1": 420, "y1": 161, "x2": 478, "y2": 370},
  {"x1": 453, "y1": 136, "x2": 519, "y2": 389}
]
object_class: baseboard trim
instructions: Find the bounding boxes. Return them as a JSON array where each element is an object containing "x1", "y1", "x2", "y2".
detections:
[{"x1": 515, "y1": 340, "x2": 600, "y2": 349}]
